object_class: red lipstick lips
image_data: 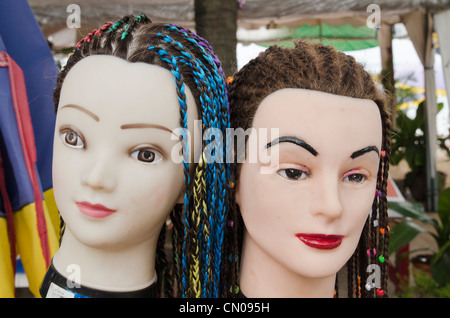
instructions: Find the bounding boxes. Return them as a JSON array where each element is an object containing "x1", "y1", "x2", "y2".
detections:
[
  {"x1": 76, "y1": 201, "x2": 116, "y2": 218},
  {"x1": 295, "y1": 233, "x2": 343, "y2": 250}
]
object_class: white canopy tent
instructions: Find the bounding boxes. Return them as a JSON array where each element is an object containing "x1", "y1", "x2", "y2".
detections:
[{"x1": 29, "y1": 0, "x2": 450, "y2": 210}]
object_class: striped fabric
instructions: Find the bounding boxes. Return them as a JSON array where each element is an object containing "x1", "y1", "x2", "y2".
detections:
[{"x1": 0, "y1": 0, "x2": 60, "y2": 298}]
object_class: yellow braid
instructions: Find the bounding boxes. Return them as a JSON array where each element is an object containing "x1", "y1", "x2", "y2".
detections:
[
  {"x1": 200, "y1": 154, "x2": 210, "y2": 293},
  {"x1": 190, "y1": 152, "x2": 206, "y2": 297}
]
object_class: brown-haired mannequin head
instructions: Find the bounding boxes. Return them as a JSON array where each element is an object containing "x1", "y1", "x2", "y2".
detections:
[{"x1": 224, "y1": 41, "x2": 392, "y2": 298}]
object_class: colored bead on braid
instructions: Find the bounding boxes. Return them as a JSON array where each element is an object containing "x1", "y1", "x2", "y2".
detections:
[
  {"x1": 94, "y1": 22, "x2": 113, "y2": 37},
  {"x1": 108, "y1": 16, "x2": 130, "y2": 33},
  {"x1": 120, "y1": 15, "x2": 150, "y2": 40},
  {"x1": 76, "y1": 29, "x2": 97, "y2": 48},
  {"x1": 75, "y1": 21, "x2": 114, "y2": 48}
]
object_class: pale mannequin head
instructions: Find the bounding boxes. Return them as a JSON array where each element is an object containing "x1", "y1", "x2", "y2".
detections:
[
  {"x1": 45, "y1": 15, "x2": 231, "y2": 297},
  {"x1": 224, "y1": 41, "x2": 392, "y2": 298},
  {"x1": 235, "y1": 89, "x2": 382, "y2": 297},
  {"x1": 53, "y1": 55, "x2": 197, "y2": 250},
  {"x1": 52, "y1": 54, "x2": 198, "y2": 291}
]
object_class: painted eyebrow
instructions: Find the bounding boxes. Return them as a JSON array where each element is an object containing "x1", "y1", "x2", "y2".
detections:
[
  {"x1": 265, "y1": 136, "x2": 318, "y2": 156},
  {"x1": 351, "y1": 146, "x2": 379, "y2": 159},
  {"x1": 60, "y1": 104, "x2": 100, "y2": 122},
  {"x1": 120, "y1": 123, "x2": 174, "y2": 134}
]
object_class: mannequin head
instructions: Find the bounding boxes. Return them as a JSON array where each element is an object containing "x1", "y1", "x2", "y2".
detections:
[
  {"x1": 52, "y1": 15, "x2": 230, "y2": 297},
  {"x1": 54, "y1": 55, "x2": 196, "y2": 248},
  {"x1": 224, "y1": 42, "x2": 392, "y2": 298}
]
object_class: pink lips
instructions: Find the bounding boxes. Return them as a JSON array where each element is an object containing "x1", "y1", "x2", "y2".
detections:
[
  {"x1": 295, "y1": 233, "x2": 344, "y2": 250},
  {"x1": 76, "y1": 201, "x2": 116, "y2": 218}
]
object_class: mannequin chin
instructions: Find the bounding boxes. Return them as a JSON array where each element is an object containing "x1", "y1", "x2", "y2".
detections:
[
  {"x1": 236, "y1": 88, "x2": 382, "y2": 298},
  {"x1": 50, "y1": 55, "x2": 198, "y2": 292}
]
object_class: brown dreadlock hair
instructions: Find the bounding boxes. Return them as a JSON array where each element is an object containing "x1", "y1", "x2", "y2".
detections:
[{"x1": 223, "y1": 41, "x2": 393, "y2": 298}]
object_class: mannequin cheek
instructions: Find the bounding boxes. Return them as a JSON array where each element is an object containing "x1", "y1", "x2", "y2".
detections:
[
  {"x1": 157, "y1": 174, "x2": 185, "y2": 207},
  {"x1": 52, "y1": 163, "x2": 72, "y2": 203},
  {"x1": 175, "y1": 177, "x2": 185, "y2": 204},
  {"x1": 176, "y1": 191, "x2": 184, "y2": 204}
]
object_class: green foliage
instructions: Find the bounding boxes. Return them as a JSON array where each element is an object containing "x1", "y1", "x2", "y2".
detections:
[
  {"x1": 395, "y1": 270, "x2": 450, "y2": 298},
  {"x1": 388, "y1": 188, "x2": 450, "y2": 287},
  {"x1": 390, "y1": 100, "x2": 449, "y2": 172}
]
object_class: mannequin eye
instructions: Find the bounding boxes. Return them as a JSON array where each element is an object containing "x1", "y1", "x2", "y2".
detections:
[
  {"x1": 130, "y1": 148, "x2": 162, "y2": 164},
  {"x1": 343, "y1": 171, "x2": 367, "y2": 184},
  {"x1": 60, "y1": 130, "x2": 84, "y2": 149},
  {"x1": 277, "y1": 168, "x2": 309, "y2": 181}
]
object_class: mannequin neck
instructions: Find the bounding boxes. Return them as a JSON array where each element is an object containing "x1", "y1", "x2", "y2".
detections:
[
  {"x1": 52, "y1": 227, "x2": 157, "y2": 292},
  {"x1": 239, "y1": 230, "x2": 336, "y2": 298}
]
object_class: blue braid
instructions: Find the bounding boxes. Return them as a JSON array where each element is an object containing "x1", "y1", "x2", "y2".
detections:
[
  {"x1": 155, "y1": 33, "x2": 214, "y2": 263},
  {"x1": 177, "y1": 31, "x2": 229, "y2": 297},
  {"x1": 148, "y1": 45, "x2": 191, "y2": 297},
  {"x1": 165, "y1": 26, "x2": 216, "y2": 65},
  {"x1": 148, "y1": 27, "x2": 231, "y2": 297},
  {"x1": 177, "y1": 55, "x2": 214, "y2": 297},
  {"x1": 176, "y1": 55, "x2": 214, "y2": 297}
]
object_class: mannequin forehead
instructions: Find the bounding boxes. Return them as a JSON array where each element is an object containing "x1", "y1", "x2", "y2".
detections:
[
  {"x1": 257, "y1": 88, "x2": 380, "y2": 117},
  {"x1": 253, "y1": 88, "x2": 382, "y2": 153},
  {"x1": 59, "y1": 55, "x2": 197, "y2": 131}
]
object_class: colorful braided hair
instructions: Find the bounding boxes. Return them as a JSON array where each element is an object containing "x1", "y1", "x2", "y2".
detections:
[
  {"x1": 223, "y1": 41, "x2": 392, "y2": 298},
  {"x1": 54, "y1": 14, "x2": 231, "y2": 298}
]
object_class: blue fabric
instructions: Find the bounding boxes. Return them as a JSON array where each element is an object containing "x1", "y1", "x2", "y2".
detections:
[
  {"x1": 0, "y1": 0, "x2": 57, "y2": 195},
  {"x1": 0, "y1": 36, "x2": 35, "y2": 211}
]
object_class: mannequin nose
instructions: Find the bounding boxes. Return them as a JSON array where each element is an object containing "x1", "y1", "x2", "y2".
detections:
[
  {"x1": 311, "y1": 179, "x2": 344, "y2": 220},
  {"x1": 81, "y1": 152, "x2": 117, "y2": 192}
]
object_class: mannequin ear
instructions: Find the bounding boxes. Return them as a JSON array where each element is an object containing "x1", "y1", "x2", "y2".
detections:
[{"x1": 235, "y1": 183, "x2": 241, "y2": 205}]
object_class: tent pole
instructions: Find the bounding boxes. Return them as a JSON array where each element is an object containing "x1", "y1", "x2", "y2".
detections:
[
  {"x1": 403, "y1": 11, "x2": 439, "y2": 211},
  {"x1": 378, "y1": 23, "x2": 396, "y2": 124},
  {"x1": 424, "y1": 12, "x2": 439, "y2": 211},
  {"x1": 434, "y1": 9, "x2": 450, "y2": 140}
]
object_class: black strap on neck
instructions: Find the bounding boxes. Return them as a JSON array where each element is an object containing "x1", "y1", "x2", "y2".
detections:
[
  {"x1": 236, "y1": 288, "x2": 247, "y2": 298},
  {"x1": 39, "y1": 261, "x2": 157, "y2": 298}
]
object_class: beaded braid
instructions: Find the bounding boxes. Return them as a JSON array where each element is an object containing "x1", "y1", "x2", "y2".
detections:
[
  {"x1": 224, "y1": 41, "x2": 392, "y2": 298},
  {"x1": 148, "y1": 46, "x2": 199, "y2": 297},
  {"x1": 148, "y1": 27, "x2": 230, "y2": 297},
  {"x1": 147, "y1": 23, "x2": 230, "y2": 298},
  {"x1": 151, "y1": 21, "x2": 230, "y2": 298},
  {"x1": 146, "y1": 44, "x2": 193, "y2": 296},
  {"x1": 53, "y1": 15, "x2": 231, "y2": 298}
]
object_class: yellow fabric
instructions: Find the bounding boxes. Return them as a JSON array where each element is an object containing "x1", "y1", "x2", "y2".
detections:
[
  {"x1": 13, "y1": 189, "x2": 60, "y2": 297},
  {"x1": 0, "y1": 217, "x2": 15, "y2": 298},
  {"x1": 43, "y1": 188, "x2": 60, "y2": 239}
]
